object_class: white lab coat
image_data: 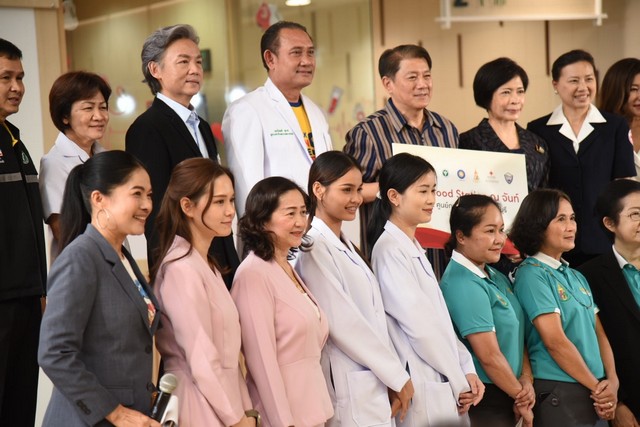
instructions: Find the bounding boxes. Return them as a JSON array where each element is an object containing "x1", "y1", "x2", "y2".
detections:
[
  {"x1": 222, "y1": 78, "x2": 333, "y2": 215},
  {"x1": 371, "y1": 221, "x2": 476, "y2": 427},
  {"x1": 296, "y1": 217, "x2": 409, "y2": 427}
]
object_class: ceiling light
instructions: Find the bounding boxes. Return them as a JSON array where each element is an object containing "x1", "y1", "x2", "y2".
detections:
[{"x1": 285, "y1": 0, "x2": 311, "y2": 6}]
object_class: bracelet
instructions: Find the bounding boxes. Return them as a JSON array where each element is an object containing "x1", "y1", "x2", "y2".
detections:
[{"x1": 245, "y1": 409, "x2": 261, "y2": 426}]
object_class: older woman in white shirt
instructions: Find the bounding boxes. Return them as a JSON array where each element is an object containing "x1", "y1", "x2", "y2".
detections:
[
  {"x1": 40, "y1": 71, "x2": 109, "y2": 260},
  {"x1": 296, "y1": 151, "x2": 414, "y2": 427},
  {"x1": 368, "y1": 152, "x2": 484, "y2": 426}
]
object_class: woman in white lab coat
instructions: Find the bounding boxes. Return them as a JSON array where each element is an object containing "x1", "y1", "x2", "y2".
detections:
[
  {"x1": 368, "y1": 153, "x2": 484, "y2": 427},
  {"x1": 296, "y1": 151, "x2": 414, "y2": 427}
]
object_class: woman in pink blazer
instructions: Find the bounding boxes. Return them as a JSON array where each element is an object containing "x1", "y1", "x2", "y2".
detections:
[
  {"x1": 231, "y1": 177, "x2": 334, "y2": 427},
  {"x1": 151, "y1": 158, "x2": 257, "y2": 427}
]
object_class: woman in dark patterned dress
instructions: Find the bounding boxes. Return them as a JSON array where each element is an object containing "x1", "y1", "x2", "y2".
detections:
[{"x1": 460, "y1": 57, "x2": 548, "y2": 191}]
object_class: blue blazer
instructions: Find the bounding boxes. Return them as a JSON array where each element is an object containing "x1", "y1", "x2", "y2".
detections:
[
  {"x1": 528, "y1": 111, "x2": 635, "y2": 255},
  {"x1": 579, "y1": 250, "x2": 640, "y2": 418},
  {"x1": 38, "y1": 225, "x2": 160, "y2": 426}
]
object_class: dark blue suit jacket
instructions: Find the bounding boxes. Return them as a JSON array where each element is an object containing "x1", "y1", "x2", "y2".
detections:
[
  {"x1": 528, "y1": 110, "x2": 635, "y2": 257},
  {"x1": 579, "y1": 250, "x2": 640, "y2": 418}
]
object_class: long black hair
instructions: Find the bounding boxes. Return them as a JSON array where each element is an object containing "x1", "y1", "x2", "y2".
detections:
[
  {"x1": 367, "y1": 152, "x2": 435, "y2": 256},
  {"x1": 308, "y1": 151, "x2": 362, "y2": 222},
  {"x1": 59, "y1": 150, "x2": 146, "y2": 250}
]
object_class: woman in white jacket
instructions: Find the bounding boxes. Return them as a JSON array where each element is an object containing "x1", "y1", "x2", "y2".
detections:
[
  {"x1": 367, "y1": 153, "x2": 484, "y2": 427},
  {"x1": 296, "y1": 151, "x2": 414, "y2": 427}
]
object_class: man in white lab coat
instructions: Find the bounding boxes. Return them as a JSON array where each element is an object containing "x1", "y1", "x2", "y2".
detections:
[{"x1": 222, "y1": 21, "x2": 332, "y2": 217}]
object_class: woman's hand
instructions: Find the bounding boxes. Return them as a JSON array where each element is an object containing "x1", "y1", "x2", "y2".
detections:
[
  {"x1": 388, "y1": 388, "x2": 401, "y2": 418},
  {"x1": 514, "y1": 375, "x2": 535, "y2": 409},
  {"x1": 105, "y1": 405, "x2": 160, "y2": 427},
  {"x1": 612, "y1": 402, "x2": 640, "y2": 427},
  {"x1": 513, "y1": 402, "x2": 534, "y2": 427},
  {"x1": 458, "y1": 374, "x2": 485, "y2": 414},
  {"x1": 396, "y1": 379, "x2": 414, "y2": 422},
  {"x1": 591, "y1": 379, "x2": 618, "y2": 420}
]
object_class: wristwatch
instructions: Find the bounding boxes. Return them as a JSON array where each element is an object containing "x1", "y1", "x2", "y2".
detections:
[{"x1": 245, "y1": 409, "x2": 261, "y2": 426}]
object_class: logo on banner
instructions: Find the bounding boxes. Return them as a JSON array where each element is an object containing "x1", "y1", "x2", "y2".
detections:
[
  {"x1": 442, "y1": 169, "x2": 449, "y2": 177},
  {"x1": 457, "y1": 169, "x2": 466, "y2": 180},
  {"x1": 504, "y1": 172, "x2": 514, "y2": 184}
]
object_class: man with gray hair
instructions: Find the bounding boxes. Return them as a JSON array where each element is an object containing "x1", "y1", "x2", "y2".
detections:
[{"x1": 126, "y1": 24, "x2": 239, "y2": 287}]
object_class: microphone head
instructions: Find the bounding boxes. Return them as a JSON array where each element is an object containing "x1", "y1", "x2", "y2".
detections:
[{"x1": 158, "y1": 373, "x2": 178, "y2": 393}]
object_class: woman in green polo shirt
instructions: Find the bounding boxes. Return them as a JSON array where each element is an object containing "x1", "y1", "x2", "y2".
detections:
[
  {"x1": 441, "y1": 194, "x2": 534, "y2": 427},
  {"x1": 510, "y1": 189, "x2": 618, "y2": 426}
]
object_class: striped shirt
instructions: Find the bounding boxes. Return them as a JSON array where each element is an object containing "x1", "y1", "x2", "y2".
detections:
[
  {"x1": 344, "y1": 98, "x2": 459, "y2": 182},
  {"x1": 343, "y1": 99, "x2": 459, "y2": 277}
]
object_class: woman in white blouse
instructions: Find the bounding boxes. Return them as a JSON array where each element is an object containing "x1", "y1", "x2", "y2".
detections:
[
  {"x1": 296, "y1": 151, "x2": 414, "y2": 427},
  {"x1": 368, "y1": 152, "x2": 484, "y2": 426}
]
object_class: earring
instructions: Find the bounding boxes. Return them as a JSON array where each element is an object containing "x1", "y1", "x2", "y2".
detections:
[
  {"x1": 96, "y1": 208, "x2": 111, "y2": 230},
  {"x1": 554, "y1": 90, "x2": 558, "y2": 94}
]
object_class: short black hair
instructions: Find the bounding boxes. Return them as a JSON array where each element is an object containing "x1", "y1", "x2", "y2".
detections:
[
  {"x1": 509, "y1": 189, "x2": 571, "y2": 257},
  {"x1": 473, "y1": 57, "x2": 529, "y2": 110},
  {"x1": 260, "y1": 21, "x2": 311, "y2": 71},
  {"x1": 595, "y1": 179, "x2": 640, "y2": 242},
  {"x1": 0, "y1": 38, "x2": 22, "y2": 60},
  {"x1": 378, "y1": 44, "x2": 432, "y2": 80},
  {"x1": 551, "y1": 49, "x2": 597, "y2": 81}
]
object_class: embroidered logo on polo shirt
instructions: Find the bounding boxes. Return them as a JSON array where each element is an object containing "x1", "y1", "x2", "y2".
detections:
[
  {"x1": 496, "y1": 293, "x2": 509, "y2": 307},
  {"x1": 0, "y1": 148, "x2": 4, "y2": 164},
  {"x1": 21, "y1": 152, "x2": 29, "y2": 165},
  {"x1": 557, "y1": 284, "x2": 570, "y2": 301}
]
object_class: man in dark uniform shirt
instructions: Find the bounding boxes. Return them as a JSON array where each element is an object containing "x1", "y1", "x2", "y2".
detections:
[{"x1": 0, "y1": 38, "x2": 47, "y2": 427}]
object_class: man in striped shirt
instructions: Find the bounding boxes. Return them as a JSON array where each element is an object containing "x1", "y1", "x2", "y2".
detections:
[{"x1": 344, "y1": 44, "x2": 458, "y2": 276}]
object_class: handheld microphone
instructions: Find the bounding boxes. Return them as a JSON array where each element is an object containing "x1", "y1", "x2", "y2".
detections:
[{"x1": 149, "y1": 373, "x2": 178, "y2": 421}]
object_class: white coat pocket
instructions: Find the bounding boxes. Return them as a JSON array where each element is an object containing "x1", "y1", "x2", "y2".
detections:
[
  {"x1": 346, "y1": 370, "x2": 391, "y2": 426},
  {"x1": 423, "y1": 381, "x2": 459, "y2": 426}
]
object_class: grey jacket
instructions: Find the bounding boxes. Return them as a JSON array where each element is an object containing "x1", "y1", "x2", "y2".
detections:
[{"x1": 39, "y1": 224, "x2": 160, "y2": 426}]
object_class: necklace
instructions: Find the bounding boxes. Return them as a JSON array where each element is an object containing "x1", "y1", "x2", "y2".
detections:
[{"x1": 276, "y1": 260, "x2": 306, "y2": 293}]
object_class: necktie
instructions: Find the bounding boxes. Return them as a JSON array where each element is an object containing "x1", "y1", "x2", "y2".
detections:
[{"x1": 187, "y1": 111, "x2": 209, "y2": 158}]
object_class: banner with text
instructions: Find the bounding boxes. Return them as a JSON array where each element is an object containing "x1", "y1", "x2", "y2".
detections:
[{"x1": 392, "y1": 144, "x2": 528, "y2": 252}]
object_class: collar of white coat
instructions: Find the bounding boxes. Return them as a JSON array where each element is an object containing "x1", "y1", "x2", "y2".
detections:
[
  {"x1": 54, "y1": 131, "x2": 105, "y2": 160},
  {"x1": 311, "y1": 216, "x2": 356, "y2": 253},
  {"x1": 265, "y1": 77, "x2": 306, "y2": 104},
  {"x1": 383, "y1": 220, "x2": 425, "y2": 258},
  {"x1": 157, "y1": 92, "x2": 195, "y2": 124},
  {"x1": 450, "y1": 250, "x2": 488, "y2": 279},
  {"x1": 546, "y1": 104, "x2": 606, "y2": 144}
]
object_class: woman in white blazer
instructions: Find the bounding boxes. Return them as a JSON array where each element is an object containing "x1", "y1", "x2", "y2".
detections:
[
  {"x1": 296, "y1": 151, "x2": 414, "y2": 427},
  {"x1": 367, "y1": 153, "x2": 484, "y2": 427}
]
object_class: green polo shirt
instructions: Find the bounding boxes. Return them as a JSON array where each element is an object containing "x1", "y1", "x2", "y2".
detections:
[
  {"x1": 514, "y1": 255, "x2": 604, "y2": 382},
  {"x1": 441, "y1": 251, "x2": 525, "y2": 384},
  {"x1": 613, "y1": 247, "x2": 640, "y2": 309}
]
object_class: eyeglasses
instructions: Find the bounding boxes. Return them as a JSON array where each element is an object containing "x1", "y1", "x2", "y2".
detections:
[{"x1": 623, "y1": 211, "x2": 640, "y2": 222}]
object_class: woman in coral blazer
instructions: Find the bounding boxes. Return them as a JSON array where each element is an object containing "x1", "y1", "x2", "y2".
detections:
[
  {"x1": 232, "y1": 176, "x2": 333, "y2": 427},
  {"x1": 152, "y1": 158, "x2": 256, "y2": 427}
]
